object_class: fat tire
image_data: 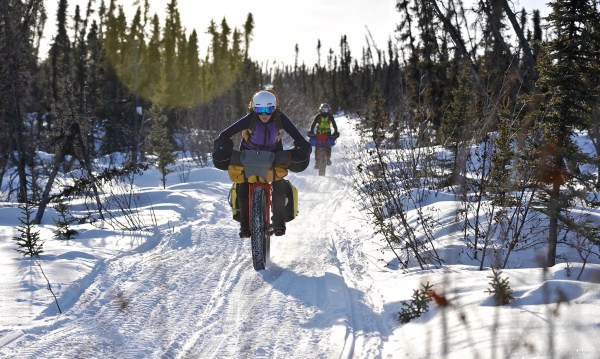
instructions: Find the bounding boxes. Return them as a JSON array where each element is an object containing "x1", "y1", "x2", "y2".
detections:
[
  {"x1": 318, "y1": 161, "x2": 326, "y2": 176},
  {"x1": 317, "y1": 147, "x2": 327, "y2": 176},
  {"x1": 251, "y1": 186, "x2": 269, "y2": 270}
]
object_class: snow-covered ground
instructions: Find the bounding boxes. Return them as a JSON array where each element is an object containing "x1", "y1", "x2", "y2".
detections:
[{"x1": 0, "y1": 116, "x2": 599, "y2": 358}]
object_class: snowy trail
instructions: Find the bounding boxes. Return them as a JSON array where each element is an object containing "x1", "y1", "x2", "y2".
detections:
[{"x1": 0, "y1": 116, "x2": 385, "y2": 358}]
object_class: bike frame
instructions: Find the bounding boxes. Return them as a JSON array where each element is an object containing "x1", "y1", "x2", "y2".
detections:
[
  {"x1": 236, "y1": 149, "x2": 287, "y2": 270},
  {"x1": 315, "y1": 133, "x2": 329, "y2": 147}
]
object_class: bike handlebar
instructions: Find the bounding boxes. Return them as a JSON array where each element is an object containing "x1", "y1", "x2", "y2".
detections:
[
  {"x1": 307, "y1": 131, "x2": 340, "y2": 138},
  {"x1": 232, "y1": 150, "x2": 290, "y2": 180}
]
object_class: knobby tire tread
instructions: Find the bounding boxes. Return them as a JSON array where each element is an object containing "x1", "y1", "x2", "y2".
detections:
[{"x1": 251, "y1": 186, "x2": 269, "y2": 270}]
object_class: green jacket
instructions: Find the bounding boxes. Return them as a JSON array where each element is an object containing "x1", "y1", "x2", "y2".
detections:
[{"x1": 310, "y1": 113, "x2": 338, "y2": 135}]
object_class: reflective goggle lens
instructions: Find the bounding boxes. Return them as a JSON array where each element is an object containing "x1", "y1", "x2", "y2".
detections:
[{"x1": 254, "y1": 106, "x2": 275, "y2": 115}]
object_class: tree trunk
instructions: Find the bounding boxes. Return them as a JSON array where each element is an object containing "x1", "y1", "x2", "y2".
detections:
[
  {"x1": 590, "y1": 108, "x2": 600, "y2": 188},
  {"x1": 33, "y1": 152, "x2": 65, "y2": 224},
  {"x1": 428, "y1": 0, "x2": 488, "y2": 99},
  {"x1": 547, "y1": 181, "x2": 560, "y2": 267},
  {"x1": 500, "y1": 0, "x2": 537, "y2": 82},
  {"x1": 74, "y1": 125, "x2": 106, "y2": 221},
  {"x1": 1, "y1": 2, "x2": 38, "y2": 203}
]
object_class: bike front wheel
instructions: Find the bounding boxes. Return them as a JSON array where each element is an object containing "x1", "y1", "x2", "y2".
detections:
[
  {"x1": 316, "y1": 147, "x2": 327, "y2": 176},
  {"x1": 251, "y1": 186, "x2": 270, "y2": 270}
]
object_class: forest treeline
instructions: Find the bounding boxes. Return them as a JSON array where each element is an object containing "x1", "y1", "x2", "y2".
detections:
[{"x1": 2, "y1": 0, "x2": 599, "y2": 266}]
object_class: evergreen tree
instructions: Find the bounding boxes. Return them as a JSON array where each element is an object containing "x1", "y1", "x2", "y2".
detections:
[
  {"x1": 416, "y1": 0, "x2": 443, "y2": 128},
  {"x1": 85, "y1": 20, "x2": 102, "y2": 153},
  {"x1": 489, "y1": 109, "x2": 515, "y2": 206},
  {"x1": 243, "y1": 13, "x2": 254, "y2": 60},
  {"x1": 478, "y1": 0, "x2": 512, "y2": 99},
  {"x1": 50, "y1": 0, "x2": 72, "y2": 102},
  {"x1": 338, "y1": 35, "x2": 353, "y2": 110},
  {"x1": 149, "y1": 105, "x2": 176, "y2": 189},
  {"x1": 582, "y1": 8, "x2": 600, "y2": 188},
  {"x1": 486, "y1": 267, "x2": 514, "y2": 305},
  {"x1": 141, "y1": 14, "x2": 163, "y2": 103},
  {"x1": 184, "y1": 30, "x2": 201, "y2": 107},
  {"x1": 219, "y1": 17, "x2": 231, "y2": 62},
  {"x1": 100, "y1": 2, "x2": 131, "y2": 154},
  {"x1": 14, "y1": 200, "x2": 44, "y2": 257},
  {"x1": 163, "y1": 0, "x2": 185, "y2": 111},
  {"x1": 532, "y1": 10, "x2": 543, "y2": 61},
  {"x1": 123, "y1": 7, "x2": 145, "y2": 96},
  {"x1": 0, "y1": 0, "x2": 44, "y2": 203},
  {"x1": 531, "y1": 0, "x2": 600, "y2": 266},
  {"x1": 72, "y1": 5, "x2": 87, "y2": 111},
  {"x1": 398, "y1": 282, "x2": 433, "y2": 324},
  {"x1": 53, "y1": 200, "x2": 79, "y2": 240},
  {"x1": 439, "y1": 63, "x2": 476, "y2": 179}
]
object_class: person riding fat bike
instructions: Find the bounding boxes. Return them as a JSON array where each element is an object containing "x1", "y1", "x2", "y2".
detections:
[
  {"x1": 308, "y1": 103, "x2": 339, "y2": 166},
  {"x1": 213, "y1": 90, "x2": 311, "y2": 238}
]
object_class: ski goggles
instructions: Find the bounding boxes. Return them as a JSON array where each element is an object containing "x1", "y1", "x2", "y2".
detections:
[{"x1": 254, "y1": 106, "x2": 275, "y2": 115}]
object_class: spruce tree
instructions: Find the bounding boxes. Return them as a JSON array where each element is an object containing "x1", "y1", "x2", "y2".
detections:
[
  {"x1": 489, "y1": 110, "x2": 515, "y2": 206},
  {"x1": 100, "y1": 2, "x2": 131, "y2": 154},
  {"x1": 14, "y1": 201, "x2": 44, "y2": 257},
  {"x1": 141, "y1": 15, "x2": 163, "y2": 103},
  {"x1": 50, "y1": 0, "x2": 72, "y2": 102},
  {"x1": 73, "y1": 5, "x2": 88, "y2": 112},
  {"x1": 149, "y1": 105, "x2": 176, "y2": 188},
  {"x1": 86, "y1": 20, "x2": 102, "y2": 141},
  {"x1": 0, "y1": 0, "x2": 44, "y2": 203},
  {"x1": 486, "y1": 267, "x2": 514, "y2": 305},
  {"x1": 184, "y1": 30, "x2": 201, "y2": 107},
  {"x1": 531, "y1": 0, "x2": 600, "y2": 266},
  {"x1": 398, "y1": 282, "x2": 434, "y2": 324},
  {"x1": 439, "y1": 63, "x2": 475, "y2": 180},
  {"x1": 163, "y1": 0, "x2": 183, "y2": 108},
  {"x1": 243, "y1": 13, "x2": 254, "y2": 60},
  {"x1": 54, "y1": 201, "x2": 79, "y2": 240}
]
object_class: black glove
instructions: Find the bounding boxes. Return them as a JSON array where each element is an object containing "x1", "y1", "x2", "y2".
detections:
[
  {"x1": 214, "y1": 137, "x2": 233, "y2": 153},
  {"x1": 332, "y1": 131, "x2": 340, "y2": 138},
  {"x1": 289, "y1": 139, "x2": 311, "y2": 172},
  {"x1": 307, "y1": 131, "x2": 315, "y2": 137},
  {"x1": 212, "y1": 137, "x2": 233, "y2": 170},
  {"x1": 295, "y1": 139, "x2": 312, "y2": 155}
]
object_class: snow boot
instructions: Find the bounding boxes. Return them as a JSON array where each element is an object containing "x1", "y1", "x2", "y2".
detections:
[
  {"x1": 239, "y1": 199, "x2": 250, "y2": 238},
  {"x1": 272, "y1": 225, "x2": 286, "y2": 236},
  {"x1": 271, "y1": 181, "x2": 287, "y2": 236}
]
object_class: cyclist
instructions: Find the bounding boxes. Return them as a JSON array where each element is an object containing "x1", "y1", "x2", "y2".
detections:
[
  {"x1": 213, "y1": 90, "x2": 311, "y2": 238},
  {"x1": 308, "y1": 103, "x2": 339, "y2": 165}
]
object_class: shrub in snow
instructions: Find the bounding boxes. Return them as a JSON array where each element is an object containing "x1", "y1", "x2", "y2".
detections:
[
  {"x1": 53, "y1": 201, "x2": 79, "y2": 240},
  {"x1": 398, "y1": 282, "x2": 433, "y2": 324},
  {"x1": 485, "y1": 267, "x2": 514, "y2": 305},
  {"x1": 13, "y1": 201, "x2": 44, "y2": 257}
]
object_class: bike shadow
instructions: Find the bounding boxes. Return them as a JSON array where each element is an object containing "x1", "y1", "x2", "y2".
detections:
[{"x1": 258, "y1": 263, "x2": 399, "y2": 339}]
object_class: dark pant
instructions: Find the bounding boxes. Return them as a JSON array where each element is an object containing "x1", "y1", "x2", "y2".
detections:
[{"x1": 237, "y1": 180, "x2": 287, "y2": 228}]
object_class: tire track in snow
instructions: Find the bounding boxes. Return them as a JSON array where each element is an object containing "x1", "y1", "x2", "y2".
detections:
[
  {"x1": 286, "y1": 116, "x2": 386, "y2": 358},
  {"x1": 0, "y1": 116, "x2": 387, "y2": 359},
  {"x1": 179, "y1": 165, "x2": 355, "y2": 357},
  {"x1": 0, "y1": 193, "x2": 251, "y2": 359}
]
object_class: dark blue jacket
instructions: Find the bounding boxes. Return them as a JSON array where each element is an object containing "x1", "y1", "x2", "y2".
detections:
[{"x1": 217, "y1": 111, "x2": 308, "y2": 152}]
